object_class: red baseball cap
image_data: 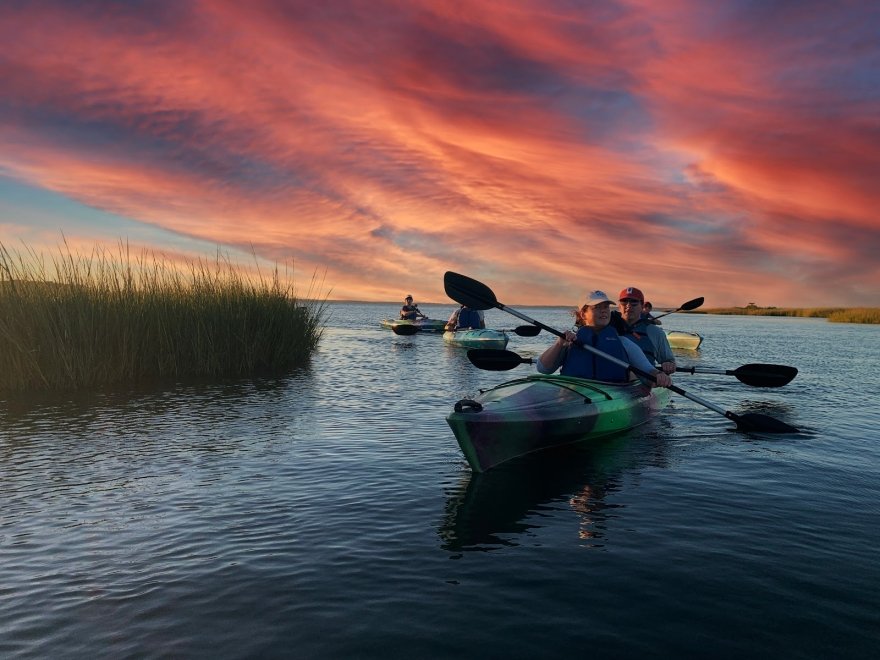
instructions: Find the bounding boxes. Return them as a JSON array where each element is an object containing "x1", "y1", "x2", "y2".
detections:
[{"x1": 618, "y1": 287, "x2": 644, "y2": 302}]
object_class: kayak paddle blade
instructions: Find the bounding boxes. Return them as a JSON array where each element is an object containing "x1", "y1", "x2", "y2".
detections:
[
  {"x1": 653, "y1": 296, "x2": 705, "y2": 320},
  {"x1": 444, "y1": 272, "x2": 497, "y2": 311},
  {"x1": 467, "y1": 349, "x2": 532, "y2": 371},
  {"x1": 733, "y1": 364, "x2": 798, "y2": 388},
  {"x1": 512, "y1": 325, "x2": 541, "y2": 337},
  {"x1": 733, "y1": 412, "x2": 800, "y2": 434},
  {"x1": 391, "y1": 323, "x2": 420, "y2": 335},
  {"x1": 680, "y1": 297, "x2": 704, "y2": 311}
]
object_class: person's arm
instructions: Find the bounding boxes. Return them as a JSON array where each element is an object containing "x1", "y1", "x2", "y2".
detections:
[
  {"x1": 621, "y1": 337, "x2": 671, "y2": 387},
  {"x1": 647, "y1": 326, "x2": 676, "y2": 374},
  {"x1": 445, "y1": 308, "x2": 459, "y2": 331},
  {"x1": 536, "y1": 333, "x2": 572, "y2": 374}
]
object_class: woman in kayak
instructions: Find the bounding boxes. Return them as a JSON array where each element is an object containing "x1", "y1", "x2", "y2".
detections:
[
  {"x1": 445, "y1": 305, "x2": 485, "y2": 331},
  {"x1": 616, "y1": 287, "x2": 676, "y2": 375},
  {"x1": 537, "y1": 289, "x2": 672, "y2": 387},
  {"x1": 399, "y1": 295, "x2": 425, "y2": 320}
]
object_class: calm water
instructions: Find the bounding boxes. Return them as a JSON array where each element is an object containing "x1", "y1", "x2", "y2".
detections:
[{"x1": 1, "y1": 302, "x2": 879, "y2": 658}]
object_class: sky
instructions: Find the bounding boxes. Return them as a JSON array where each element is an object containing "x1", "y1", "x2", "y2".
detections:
[{"x1": 1, "y1": 0, "x2": 879, "y2": 308}]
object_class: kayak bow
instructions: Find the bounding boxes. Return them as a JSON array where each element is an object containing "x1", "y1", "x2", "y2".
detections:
[
  {"x1": 665, "y1": 330, "x2": 703, "y2": 350},
  {"x1": 381, "y1": 318, "x2": 447, "y2": 333},
  {"x1": 443, "y1": 329, "x2": 509, "y2": 350},
  {"x1": 447, "y1": 374, "x2": 670, "y2": 472}
]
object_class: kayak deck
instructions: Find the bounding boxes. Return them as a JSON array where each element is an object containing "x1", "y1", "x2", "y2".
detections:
[
  {"x1": 443, "y1": 329, "x2": 509, "y2": 350},
  {"x1": 665, "y1": 330, "x2": 703, "y2": 349},
  {"x1": 381, "y1": 318, "x2": 447, "y2": 333},
  {"x1": 447, "y1": 374, "x2": 670, "y2": 472}
]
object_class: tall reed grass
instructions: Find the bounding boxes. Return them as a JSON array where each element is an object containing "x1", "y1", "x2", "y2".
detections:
[
  {"x1": 0, "y1": 242, "x2": 326, "y2": 391},
  {"x1": 697, "y1": 307, "x2": 879, "y2": 323},
  {"x1": 826, "y1": 308, "x2": 880, "y2": 324}
]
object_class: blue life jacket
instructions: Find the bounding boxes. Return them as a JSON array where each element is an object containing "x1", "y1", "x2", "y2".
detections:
[
  {"x1": 561, "y1": 326, "x2": 630, "y2": 381},
  {"x1": 625, "y1": 321, "x2": 657, "y2": 364},
  {"x1": 400, "y1": 304, "x2": 418, "y2": 320},
  {"x1": 457, "y1": 307, "x2": 482, "y2": 329}
]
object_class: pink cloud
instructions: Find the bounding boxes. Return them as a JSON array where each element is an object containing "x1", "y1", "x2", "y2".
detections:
[{"x1": 0, "y1": 0, "x2": 877, "y2": 307}]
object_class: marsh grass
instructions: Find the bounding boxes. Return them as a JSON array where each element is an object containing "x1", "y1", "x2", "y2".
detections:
[
  {"x1": 694, "y1": 307, "x2": 879, "y2": 323},
  {"x1": 826, "y1": 308, "x2": 880, "y2": 324},
  {"x1": 0, "y1": 242, "x2": 326, "y2": 392}
]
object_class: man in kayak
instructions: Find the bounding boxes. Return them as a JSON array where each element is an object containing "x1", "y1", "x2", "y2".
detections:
[
  {"x1": 614, "y1": 287, "x2": 676, "y2": 375},
  {"x1": 399, "y1": 295, "x2": 425, "y2": 320},
  {"x1": 445, "y1": 305, "x2": 485, "y2": 331},
  {"x1": 537, "y1": 290, "x2": 672, "y2": 387},
  {"x1": 642, "y1": 301, "x2": 661, "y2": 325}
]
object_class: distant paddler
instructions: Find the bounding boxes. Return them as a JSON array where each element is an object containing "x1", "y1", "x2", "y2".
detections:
[
  {"x1": 445, "y1": 305, "x2": 486, "y2": 331},
  {"x1": 399, "y1": 294, "x2": 426, "y2": 320}
]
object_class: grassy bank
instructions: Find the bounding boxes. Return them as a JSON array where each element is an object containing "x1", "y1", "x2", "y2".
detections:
[
  {"x1": 694, "y1": 307, "x2": 880, "y2": 324},
  {"x1": 0, "y1": 242, "x2": 325, "y2": 392}
]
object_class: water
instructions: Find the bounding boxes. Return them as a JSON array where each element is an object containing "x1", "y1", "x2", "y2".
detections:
[{"x1": 1, "y1": 302, "x2": 879, "y2": 658}]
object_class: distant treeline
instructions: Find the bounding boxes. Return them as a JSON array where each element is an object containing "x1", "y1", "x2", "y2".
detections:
[
  {"x1": 0, "y1": 242, "x2": 326, "y2": 391},
  {"x1": 689, "y1": 307, "x2": 880, "y2": 324}
]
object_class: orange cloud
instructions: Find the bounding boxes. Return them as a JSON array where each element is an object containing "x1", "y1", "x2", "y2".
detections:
[{"x1": 1, "y1": 0, "x2": 877, "y2": 307}]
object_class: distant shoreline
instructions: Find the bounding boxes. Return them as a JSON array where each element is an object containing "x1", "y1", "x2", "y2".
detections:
[
  {"x1": 686, "y1": 307, "x2": 879, "y2": 324},
  {"x1": 322, "y1": 299, "x2": 880, "y2": 324}
]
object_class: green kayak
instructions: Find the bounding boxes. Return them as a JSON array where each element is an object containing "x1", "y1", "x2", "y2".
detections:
[
  {"x1": 443, "y1": 329, "x2": 509, "y2": 350},
  {"x1": 447, "y1": 374, "x2": 670, "y2": 472},
  {"x1": 665, "y1": 330, "x2": 703, "y2": 349},
  {"x1": 381, "y1": 318, "x2": 447, "y2": 333}
]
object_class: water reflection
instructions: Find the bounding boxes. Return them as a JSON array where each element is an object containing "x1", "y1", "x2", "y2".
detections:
[
  {"x1": 439, "y1": 431, "x2": 670, "y2": 552},
  {"x1": 0, "y1": 370, "x2": 315, "y2": 470}
]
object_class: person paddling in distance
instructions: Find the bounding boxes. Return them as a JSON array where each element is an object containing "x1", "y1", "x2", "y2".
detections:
[
  {"x1": 613, "y1": 287, "x2": 676, "y2": 375},
  {"x1": 642, "y1": 301, "x2": 661, "y2": 325},
  {"x1": 446, "y1": 305, "x2": 486, "y2": 331},
  {"x1": 537, "y1": 290, "x2": 673, "y2": 388},
  {"x1": 399, "y1": 295, "x2": 425, "y2": 321}
]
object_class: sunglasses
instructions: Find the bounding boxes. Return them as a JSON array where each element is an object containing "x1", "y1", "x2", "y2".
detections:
[{"x1": 619, "y1": 299, "x2": 642, "y2": 305}]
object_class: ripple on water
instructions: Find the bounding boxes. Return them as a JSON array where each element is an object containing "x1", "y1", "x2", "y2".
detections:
[{"x1": 1, "y1": 309, "x2": 879, "y2": 658}]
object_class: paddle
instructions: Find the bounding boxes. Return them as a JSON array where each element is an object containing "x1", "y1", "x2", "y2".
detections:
[
  {"x1": 393, "y1": 323, "x2": 540, "y2": 337},
  {"x1": 444, "y1": 271, "x2": 799, "y2": 433},
  {"x1": 468, "y1": 348, "x2": 534, "y2": 370},
  {"x1": 503, "y1": 325, "x2": 541, "y2": 337},
  {"x1": 676, "y1": 364, "x2": 797, "y2": 387},
  {"x1": 651, "y1": 297, "x2": 704, "y2": 320},
  {"x1": 391, "y1": 323, "x2": 420, "y2": 335},
  {"x1": 468, "y1": 348, "x2": 797, "y2": 387}
]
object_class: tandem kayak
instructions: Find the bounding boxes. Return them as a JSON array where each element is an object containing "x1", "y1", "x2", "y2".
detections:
[
  {"x1": 443, "y1": 329, "x2": 509, "y2": 350},
  {"x1": 446, "y1": 374, "x2": 670, "y2": 472},
  {"x1": 381, "y1": 318, "x2": 447, "y2": 333},
  {"x1": 665, "y1": 330, "x2": 703, "y2": 350}
]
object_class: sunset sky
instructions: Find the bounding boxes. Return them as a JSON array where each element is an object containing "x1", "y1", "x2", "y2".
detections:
[{"x1": 2, "y1": 0, "x2": 878, "y2": 308}]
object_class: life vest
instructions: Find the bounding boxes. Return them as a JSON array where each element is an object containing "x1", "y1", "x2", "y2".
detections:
[
  {"x1": 456, "y1": 307, "x2": 482, "y2": 329},
  {"x1": 625, "y1": 321, "x2": 657, "y2": 364},
  {"x1": 561, "y1": 326, "x2": 630, "y2": 381},
  {"x1": 400, "y1": 304, "x2": 418, "y2": 320}
]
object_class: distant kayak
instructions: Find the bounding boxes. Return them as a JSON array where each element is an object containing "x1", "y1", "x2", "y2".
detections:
[
  {"x1": 381, "y1": 318, "x2": 447, "y2": 333},
  {"x1": 447, "y1": 374, "x2": 670, "y2": 472},
  {"x1": 443, "y1": 329, "x2": 509, "y2": 350},
  {"x1": 666, "y1": 330, "x2": 703, "y2": 349}
]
